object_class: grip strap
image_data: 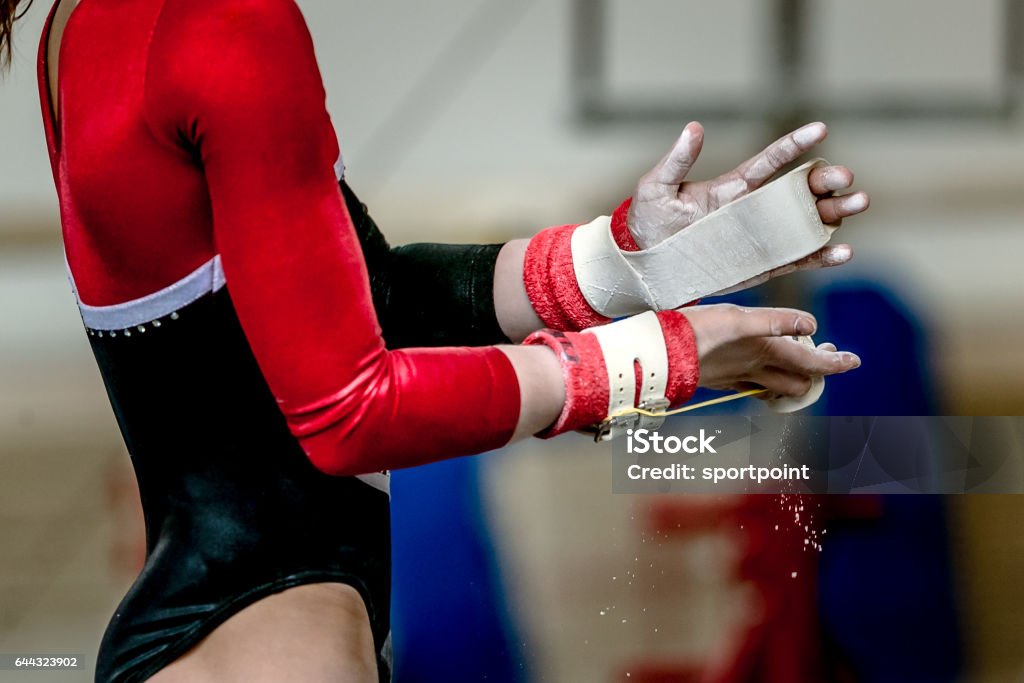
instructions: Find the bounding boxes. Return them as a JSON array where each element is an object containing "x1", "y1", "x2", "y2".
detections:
[{"x1": 583, "y1": 311, "x2": 669, "y2": 440}]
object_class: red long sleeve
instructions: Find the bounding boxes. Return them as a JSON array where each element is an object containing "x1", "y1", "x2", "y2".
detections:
[{"x1": 52, "y1": 0, "x2": 520, "y2": 475}]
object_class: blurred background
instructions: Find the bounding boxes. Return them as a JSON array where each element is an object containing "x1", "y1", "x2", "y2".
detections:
[{"x1": 2, "y1": 0, "x2": 1023, "y2": 681}]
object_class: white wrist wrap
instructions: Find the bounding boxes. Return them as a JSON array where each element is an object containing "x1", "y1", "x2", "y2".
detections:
[
  {"x1": 572, "y1": 159, "x2": 835, "y2": 317},
  {"x1": 583, "y1": 311, "x2": 669, "y2": 441}
]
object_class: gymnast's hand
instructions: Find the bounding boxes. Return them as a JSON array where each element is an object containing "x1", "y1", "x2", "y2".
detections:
[
  {"x1": 681, "y1": 304, "x2": 860, "y2": 397},
  {"x1": 625, "y1": 122, "x2": 870, "y2": 289}
]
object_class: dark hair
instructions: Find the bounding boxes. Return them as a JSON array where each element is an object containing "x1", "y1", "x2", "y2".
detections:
[{"x1": 1, "y1": 0, "x2": 32, "y2": 69}]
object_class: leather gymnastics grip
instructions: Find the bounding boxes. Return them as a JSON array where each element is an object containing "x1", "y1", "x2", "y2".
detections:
[
  {"x1": 523, "y1": 311, "x2": 699, "y2": 439},
  {"x1": 572, "y1": 159, "x2": 836, "y2": 317}
]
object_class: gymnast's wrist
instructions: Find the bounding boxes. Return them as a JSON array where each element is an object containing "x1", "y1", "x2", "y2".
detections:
[
  {"x1": 519, "y1": 195, "x2": 634, "y2": 332},
  {"x1": 522, "y1": 310, "x2": 699, "y2": 440}
]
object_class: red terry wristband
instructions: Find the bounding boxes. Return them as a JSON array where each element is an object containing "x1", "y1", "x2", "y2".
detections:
[
  {"x1": 522, "y1": 198, "x2": 637, "y2": 331},
  {"x1": 523, "y1": 224, "x2": 611, "y2": 331},
  {"x1": 656, "y1": 310, "x2": 700, "y2": 408},
  {"x1": 610, "y1": 197, "x2": 641, "y2": 251},
  {"x1": 522, "y1": 199, "x2": 696, "y2": 333},
  {"x1": 522, "y1": 327, "x2": 609, "y2": 437}
]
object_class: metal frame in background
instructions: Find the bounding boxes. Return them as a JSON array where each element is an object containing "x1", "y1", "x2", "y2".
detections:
[{"x1": 571, "y1": 0, "x2": 1023, "y2": 125}]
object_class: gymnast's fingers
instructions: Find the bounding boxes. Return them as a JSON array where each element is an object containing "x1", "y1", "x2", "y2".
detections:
[
  {"x1": 747, "y1": 367, "x2": 814, "y2": 398},
  {"x1": 790, "y1": 244, "x2": 854, "y2": 272},
  {"x1": 688, "y1": 304, "x2": 817, "y2": 341},
  {"x1": 808, "y1": 164, "x2": 854, "y2": 195},
  {"x1": 645, "y1": 122, "x2": 706, "y2": 192},
  {"x1": 817, "y1": 191, "x2": 869, "y2": 225},
  {"x1": 733, "y1": 121, "x2": 828, "y2": 190},
  {"x1": 764, "y1": 335, "x2": 860, "y2": 376}
]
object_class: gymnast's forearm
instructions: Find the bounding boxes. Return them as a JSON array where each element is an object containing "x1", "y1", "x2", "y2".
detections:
[
  {"x1": 493, "y1": 238, "x2": 546, "y2": 342},
  {"x1": 341, "y1": 179, "x2": 511, "y2": 348}
]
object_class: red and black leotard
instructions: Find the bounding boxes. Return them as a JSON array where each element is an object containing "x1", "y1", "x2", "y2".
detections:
[{"x1": 39, "y1": 0, "x2": 523, "y2": 680}]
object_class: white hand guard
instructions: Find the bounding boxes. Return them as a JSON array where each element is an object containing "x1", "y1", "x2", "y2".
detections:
[{"x1": 571, "y1": 159, "x2": 836, "y2": 317}]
